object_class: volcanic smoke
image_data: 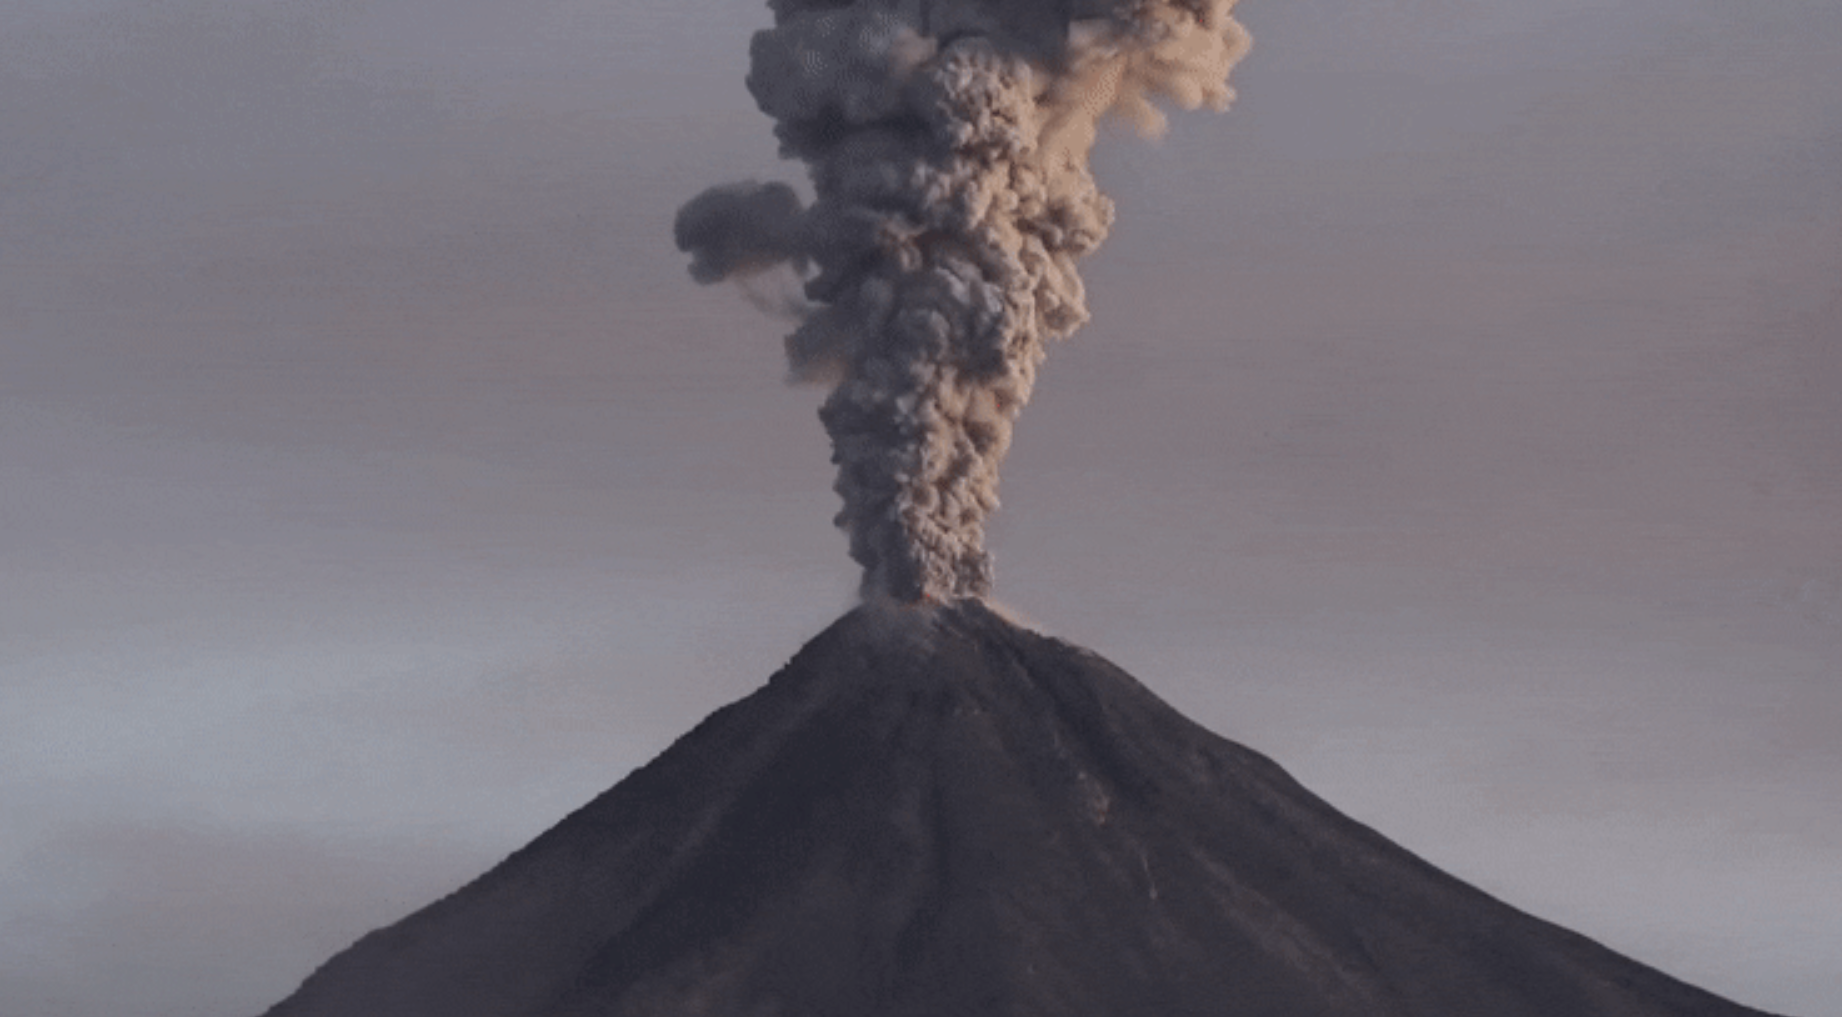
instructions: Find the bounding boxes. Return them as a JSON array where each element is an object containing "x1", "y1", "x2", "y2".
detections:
[{"x1": 675, "y1": 0, "x2": 1250, "y2": 603}]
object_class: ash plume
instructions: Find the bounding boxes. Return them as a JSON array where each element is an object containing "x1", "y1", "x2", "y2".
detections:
[{"x1": 675, "y1": 0, "x2": 1250, "y2": 603}]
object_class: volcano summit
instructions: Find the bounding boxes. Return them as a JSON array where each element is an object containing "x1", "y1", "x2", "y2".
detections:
[{"x1": 263, "y1": 603, "x2": 1780, "y2": 1017}]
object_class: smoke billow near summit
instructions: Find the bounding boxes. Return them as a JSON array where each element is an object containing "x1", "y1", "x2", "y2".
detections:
[{"x1": 675, "y1": 0, "x2": 1250, "y2": 604}]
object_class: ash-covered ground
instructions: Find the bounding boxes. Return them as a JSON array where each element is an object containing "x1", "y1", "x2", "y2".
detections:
[{"x1": 263, "y1": 602, "x2": 1784, "y2": 1017}]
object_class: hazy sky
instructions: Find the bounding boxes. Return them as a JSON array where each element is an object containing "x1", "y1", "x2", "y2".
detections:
[{"x1": 3, "y1": 1, "x2": 1838, "y2": 1015}]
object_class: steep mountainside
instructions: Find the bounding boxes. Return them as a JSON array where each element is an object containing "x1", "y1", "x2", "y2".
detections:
[{"x1": 264, "y1": 602, "x2": 1783, "y2": 1017}]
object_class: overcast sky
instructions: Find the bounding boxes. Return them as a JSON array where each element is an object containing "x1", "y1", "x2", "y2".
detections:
[{"x1": 3, "y1": 1, "x2": 1838, "y2": 1015}]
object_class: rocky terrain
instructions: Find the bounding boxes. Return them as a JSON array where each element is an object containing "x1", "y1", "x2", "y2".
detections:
[{"x1": 263, "y1": 602, "x2": 1783, "y2": 1016}]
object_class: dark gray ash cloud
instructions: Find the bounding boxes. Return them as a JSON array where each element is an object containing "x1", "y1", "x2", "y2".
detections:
[{"x1": 676, "y1": 0, "x2": 1249, "y2": 604}]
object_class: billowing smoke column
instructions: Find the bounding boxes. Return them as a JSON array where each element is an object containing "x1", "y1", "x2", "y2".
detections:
[{"x1": 676, "y1": 0, "x2": 1249, "y2": 603}]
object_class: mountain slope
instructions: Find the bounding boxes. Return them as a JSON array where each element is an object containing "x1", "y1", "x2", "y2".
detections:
[{"x1": 263, "y1": 602, "x2": 1784, "y2": 1017}]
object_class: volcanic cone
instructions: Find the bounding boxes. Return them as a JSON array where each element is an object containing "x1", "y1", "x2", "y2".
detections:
[{"x1": 262, "y1": 602, "x2": 1782, "y2": 1017}]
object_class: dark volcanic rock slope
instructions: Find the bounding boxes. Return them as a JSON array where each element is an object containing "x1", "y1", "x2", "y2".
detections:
[{"x1": 264, "y1": 602, "x2": 1783, "y2": 1017}]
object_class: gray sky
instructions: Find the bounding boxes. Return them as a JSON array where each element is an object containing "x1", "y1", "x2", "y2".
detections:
[{"x1": 3, "y1": 1, "x2": 1838, "y2": 1015}]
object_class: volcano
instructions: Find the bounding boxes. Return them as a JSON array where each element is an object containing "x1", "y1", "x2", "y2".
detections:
[{"x1": 262, "y1": 602, "x2": 1782, "y2": 1017}]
